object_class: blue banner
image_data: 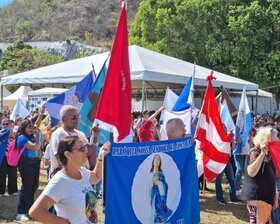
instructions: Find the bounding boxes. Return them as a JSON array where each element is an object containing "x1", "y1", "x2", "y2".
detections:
[
  {"x1": 0, "y1": 128, "x2": 10, "y2": 166},
  {"x1": 78, "y1": 62, "x2": 107, "y2": 137},
  {"x1": 106, "y1": 137, "x2": 200, "y2": 224},
  {"x1": 44, "y1": 71, "x2": 95, "y2": 126}
]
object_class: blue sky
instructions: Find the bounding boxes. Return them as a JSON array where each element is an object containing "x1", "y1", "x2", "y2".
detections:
[{"x1": 0, "y1": 0, "x2": 14, "y2": 7}]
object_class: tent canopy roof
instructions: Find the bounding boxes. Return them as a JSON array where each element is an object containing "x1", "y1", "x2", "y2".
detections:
[
  {"x1": 1, "y1": 86, "x2": 11, "y2": 97},
  {"x1": 3, "y1": 86, "x2": 33, "y2": 101},
  {"x1": 1, "y1": 45, "x2": 258, "y2": 91},
  {"x1": 28, "y1": 87, "x2": 68, "y2": 96},
  {"x1": 231, "y1": 89, "x2": 273, "y2": 98}
]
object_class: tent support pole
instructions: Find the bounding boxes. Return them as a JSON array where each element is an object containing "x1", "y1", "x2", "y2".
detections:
[
  {"x1": 251, "y1": 96, "x2": 254, "y2": 113},
  {"x1": 0, "y1": 83, "x2": 3, "y2": 111},
  {"x1": 141, "y1": 80, "x2": 145, "y2": 112},
  {"x1": 255, "y1": 89, "x2": 259, "y2": 114}
]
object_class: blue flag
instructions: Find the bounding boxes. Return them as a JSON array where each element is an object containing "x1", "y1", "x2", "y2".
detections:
[
  {"x1": 44, "y1": 71, "x2": 95, "y2": 126},
  {"x1": 106, "y1": 137, "x2": 200, "y2": 224},
  {"x1": 234, "y1": 87, "x2": 252, "y2": 154},
  {"x1": 172, "y1": 70, "x2": 199, "y2": 137},
  {"x1": 78, "y1": 62, "x2": 107, "y2": 137},
  {"x1": 172, "y1": 76, "x2": 193, "y2": 111},
  {"x1": 0, "y1": 128, "x2": 10, "y2": 166},
  {"x1": 220, "y1": 100, "x2": 235, "y2": 132}
]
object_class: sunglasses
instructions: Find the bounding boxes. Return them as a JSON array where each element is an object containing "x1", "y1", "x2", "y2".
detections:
[
  {"x1": 2, "y1": 123, "x2": 9, "y2": 126},
  {"x1": 73, "y1": 145, "x2": 88, "y2": 153},
  {"x1": 66, "y1": 115, "x2": 79, "y2": 120},
  {"x1": 27, "y1": 124, "x2": 34, "y2": 129}
]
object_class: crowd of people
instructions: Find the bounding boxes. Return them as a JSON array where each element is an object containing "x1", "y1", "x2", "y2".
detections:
[
  {"x1": 0, "y1": 106, "x2": 280, "y2": 223},
  {"x1": 214, "y1": 112, "x2": 280, "y2": 223}
]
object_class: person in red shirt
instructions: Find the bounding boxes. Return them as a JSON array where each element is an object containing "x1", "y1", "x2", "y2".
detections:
[{"x1": 138, "y1": 107, "x2": 164, "y2": 142}]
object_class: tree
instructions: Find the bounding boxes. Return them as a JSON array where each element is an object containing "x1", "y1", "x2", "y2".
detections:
[
  {"x1": 0, "y1": 40, "x2": 64, "y2": 75},
  {"x1": 129, "y1": 0, "x2": 280, "y2": 99}
]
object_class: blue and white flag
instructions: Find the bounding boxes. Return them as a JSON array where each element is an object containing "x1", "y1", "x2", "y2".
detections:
[
  {"x1": 172, "y1": 76, "x2": 193, "y2": 111},
  {"x1": 172, "y1": 67, "x2": 195, "y2": 111},
  {"x1": 10, "y1": 99, "x2": 30, "y2": 121},
  {"x1": 160, "y1": 109, "x2": 192, "y2": 140},
  {"x1": 78, "y1": 61, "x2": 107, "y2": 137},
  {"x1": 234, "y1": 86, "x2": 252, "y2": 154},
  {"x1": 44, "y1": 71, "x2": 95, "y2": 126},
  {"x1": 162, "y1": 87, "x2": 179, "y2": 111},
  {"x1": 220, "y1": 100, "x2": 235, "y2": 132},
  {"x1": 0, "y1": 128, "x2": 10, "y2": 166},
  {"x1": 172, "y1": 68, "x2": 199, "y2": 135},
  {"x1": 159, "y1": 87, "x2": 179, "y2": 123},
  {"x1": 106, "y1": 137, "x2": 200, "y2": 224}
]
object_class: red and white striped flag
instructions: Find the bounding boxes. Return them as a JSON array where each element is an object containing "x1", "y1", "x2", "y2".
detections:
[
  {"x1": 195, "y1": 74, "x2": 233, "y2": 181},
  {"x1": 95, "y1": 0, "x2": 131, "y2": 142}
]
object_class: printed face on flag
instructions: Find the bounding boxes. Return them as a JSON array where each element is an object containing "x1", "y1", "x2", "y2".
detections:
[{"x1": 45, "y1": 71, "x2": 95, "y2": 126}]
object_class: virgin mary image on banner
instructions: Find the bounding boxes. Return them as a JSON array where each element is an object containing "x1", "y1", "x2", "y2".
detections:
[
  {"x1": 131, "y1": 152, "x2": 181, "y2": 224},
  {"x1": 150, "y1": 154, "x2": 173, "y2": 223}
]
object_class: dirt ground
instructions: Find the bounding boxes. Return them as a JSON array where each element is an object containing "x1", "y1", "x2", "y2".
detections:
[{"x1": 0, "y1": 166, "x2": 249, "y2": 223}]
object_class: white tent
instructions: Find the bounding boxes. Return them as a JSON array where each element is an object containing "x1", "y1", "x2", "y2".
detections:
[
  {"x1": 231, "y1": 89, "x2": 272, "y2": 98},
  {"x1": 1, "y1": 45, "x2": 258, "y2": 92},
  {"x1": 1, "y1": 52, "x2": 109, "y2": 87},
  {"x1": 28, "y1": 87, "x2": 68, "y2": 112},
  {"x1": 0, "y1": 86, "x2": 11, "y2": 98},
  {"x1": 28, "y1": 87, "x2": 68, "y2": 96},
  {"x1": 3, "y1": 86, "x2": 33, "y2": 109},
  {"x1": 229, "y1": 89, "x2": 276, "y2": 114}
]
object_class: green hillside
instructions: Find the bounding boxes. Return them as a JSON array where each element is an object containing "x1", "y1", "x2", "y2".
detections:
[{"x1": 0, "y1": 0, "x2": 140, "y2": 47}]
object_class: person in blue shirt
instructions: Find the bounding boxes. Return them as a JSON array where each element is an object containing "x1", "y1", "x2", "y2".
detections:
[
  {"x1": 0, "y1": 119, "x2": 17, "y2": 196},
  {"x1": 15, "y1": 117, "x2": 43, "y2": 222}
]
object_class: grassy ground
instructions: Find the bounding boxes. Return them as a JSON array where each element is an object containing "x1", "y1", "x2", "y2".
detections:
[{"x1": 0, "y1": 166, "x2": 249, "y2": 224}]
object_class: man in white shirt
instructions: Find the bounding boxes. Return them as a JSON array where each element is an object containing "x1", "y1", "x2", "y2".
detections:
[{"x1": 49, "y1": 105, "x2": 89, "y2": 178}]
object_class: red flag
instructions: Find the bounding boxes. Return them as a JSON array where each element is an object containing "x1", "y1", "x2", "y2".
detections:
[
  {"x1": 267, "y1": 141, "x2": 280, "y2": 177},
  {"x1": 195, "y1": 74, "x2": 233, "y2": 181},
  {"x1": 95, "y1": 1, "x2": 131, "y2": 142}
]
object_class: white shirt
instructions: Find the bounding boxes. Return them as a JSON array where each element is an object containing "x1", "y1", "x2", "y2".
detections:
[
  {"x1": 49, "y1": 127, "x2": 88, "y2": 177},
  {"x1": 44, "y1": 144, "x2": 50, "y2": 160},
  {"x1": 43, "y1": 167, "x2": 97, "y2": 224}
]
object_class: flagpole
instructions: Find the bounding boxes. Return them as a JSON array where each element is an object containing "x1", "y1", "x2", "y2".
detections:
[
  {"x1": 100, "y1": 148, "x2": 105, "y2": 223},
  {"x1": 92, "y1": 63, "x2": 96, "y2": 79},
  {"x1": 193, "y1": 62, "x2": 196, "y2": 77},
  {"x1": 194, "y1": 94, "x2": 205, "y2": 139},
  {"x1": 216, "y1": 92, "x2": 222, "y2": 100}
]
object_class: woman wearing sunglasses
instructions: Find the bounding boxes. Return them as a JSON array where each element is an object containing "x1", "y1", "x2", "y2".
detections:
[
  {"x1": 15, "y1": 119, "x2": 41, "y2": 221},
  {"x1": 29, "y1": 136, "x2": 110, "y2": 224}
]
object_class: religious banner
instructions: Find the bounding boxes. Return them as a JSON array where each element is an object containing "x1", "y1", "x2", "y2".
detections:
[{"x1": 106, "y1": 137, "x2": 200, "y2": 224}]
